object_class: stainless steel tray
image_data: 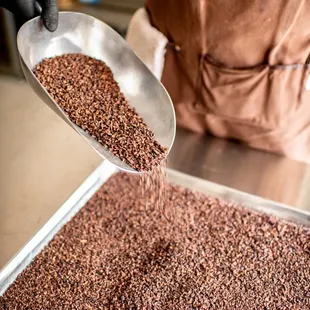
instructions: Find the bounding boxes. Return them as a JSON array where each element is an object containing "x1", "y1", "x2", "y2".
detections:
[{"x1": 1, "y1": 161, "x2": 309, "y2": 295}]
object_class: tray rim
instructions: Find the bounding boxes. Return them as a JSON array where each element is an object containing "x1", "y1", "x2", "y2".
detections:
[
  {"x1": 0, "y1": 160, "x2": 117, "y2": 295},
  {"x1": 166, "y1": 168, "x2": 310, "y2": 226}
]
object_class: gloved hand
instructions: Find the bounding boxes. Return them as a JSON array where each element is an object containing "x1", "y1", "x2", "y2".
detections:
[{"x1": 0, "y1": 0, "x2": 58, "y2": 32}]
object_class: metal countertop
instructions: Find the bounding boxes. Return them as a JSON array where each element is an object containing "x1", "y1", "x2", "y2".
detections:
[{"x1": 168, "y1": 128, "x2": 310, "y2": 212}]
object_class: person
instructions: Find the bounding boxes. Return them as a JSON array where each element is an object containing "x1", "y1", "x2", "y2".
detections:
[
  {"x1": 127, "y1": 0, "x2": 310, "y2": 164},
  {"x1": 3, "y1": 0, "x2": 310, "y2": 163},
  {"x1": 0, "y1": 0, "x2": 58, "y2": 32}
]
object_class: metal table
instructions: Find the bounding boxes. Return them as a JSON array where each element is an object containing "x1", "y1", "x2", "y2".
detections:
[
  {"x1": 1, "y1": 127, "x2": 310, "y2": 294},
  {"x1": 169, "y1": 128, "x2": 310, "y2": 212}
]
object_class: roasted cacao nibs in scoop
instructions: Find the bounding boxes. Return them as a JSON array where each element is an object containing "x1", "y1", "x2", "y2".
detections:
[
  {"x1": 33, "y1": 53, "x2": 167, "y2": 172},
  {"x1": 1, "y1": 173, "x2": 309, "y2": 309}
]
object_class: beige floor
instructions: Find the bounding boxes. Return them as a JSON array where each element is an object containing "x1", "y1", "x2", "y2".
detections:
[{"x1": 0, "y1": 76, "x2": 101, "y2": 268}]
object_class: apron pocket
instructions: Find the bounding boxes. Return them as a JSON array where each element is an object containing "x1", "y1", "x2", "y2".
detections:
[{"x1": 201, "y1": 55, "x2": 309, "y2": 130}]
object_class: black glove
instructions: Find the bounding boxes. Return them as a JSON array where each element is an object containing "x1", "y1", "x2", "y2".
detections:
[{"x1": 0, "y1": 0, "x2": 58, "y2": 32}]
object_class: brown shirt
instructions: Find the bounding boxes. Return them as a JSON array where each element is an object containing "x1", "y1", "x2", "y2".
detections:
[{"x1": 146, "y1": 0, "x2": 310, "y2": 163}]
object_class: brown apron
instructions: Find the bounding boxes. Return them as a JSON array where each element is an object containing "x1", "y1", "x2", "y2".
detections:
[{"x1": 145, "y1": 0, "x2": 310, "y2": 163}]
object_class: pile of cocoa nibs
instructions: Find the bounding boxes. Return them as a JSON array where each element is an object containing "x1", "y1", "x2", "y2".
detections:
[
  {"x1": 33, "y1": 53, "x2": 167, "y2": 172},
  {"x1": 1, "y1": 173, "x2": 309, "y2": 309}
]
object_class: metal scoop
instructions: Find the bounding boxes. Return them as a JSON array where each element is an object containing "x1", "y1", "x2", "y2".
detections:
[{"x1": 17, "y1": 11, "x2": 176, "y2": 173}]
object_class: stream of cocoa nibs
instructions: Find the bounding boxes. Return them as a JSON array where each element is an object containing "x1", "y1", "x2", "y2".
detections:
[
  {"x1": 33, "y1": 53, "x2": 167, "y2": 172},
  {"x1": 1, "y1": 173, "x2": 309, "y2": 309}
]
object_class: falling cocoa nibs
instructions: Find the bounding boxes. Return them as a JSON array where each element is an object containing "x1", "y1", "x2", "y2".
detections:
[
  {"x1": 1, "y1": 173, "x2": 310, "y2": 309},
  {"x1": 33, "y1": 53, "x2": 167, "y2": 172}
]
